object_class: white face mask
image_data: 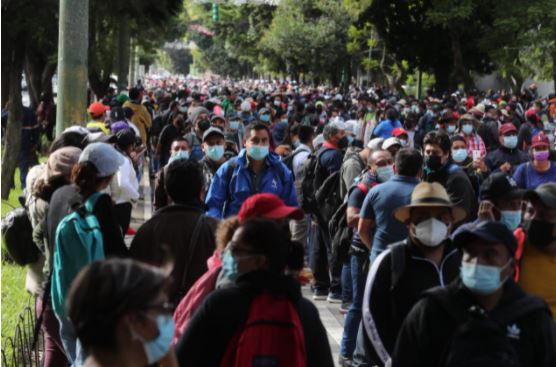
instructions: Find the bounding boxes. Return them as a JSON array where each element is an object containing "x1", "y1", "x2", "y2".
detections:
[{"x1": 413, "y1": 218, "x2": 449, "y2": 247}]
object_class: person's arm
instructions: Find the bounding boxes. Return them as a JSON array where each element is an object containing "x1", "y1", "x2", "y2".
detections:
[
  {"x1": 153, "y1": 169, "x2": 168, "y2": 211},
  {"x1": 358, "y1": 192, "x2": 376, "y2": 249},
  {"x1": 347, "y1": 188, "x2": 365, "y2": 228},
  {"x1": 116, "y1": 158, "x2": 140, "y2": 202},
  {"x1": 93, "y1": 194, "x2": 128, "y2": 257},
  {"x1": 512, "y1": 163, "x2": 525, "y2": 189}
]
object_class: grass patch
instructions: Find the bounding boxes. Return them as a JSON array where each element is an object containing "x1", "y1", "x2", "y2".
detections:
[{"x1": 1, "y1": 168, "x2": 23, "y2": 218}]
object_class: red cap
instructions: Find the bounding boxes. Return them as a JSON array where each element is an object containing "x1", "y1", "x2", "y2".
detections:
[
  {"x1": 392, "y1": 128, "x2": 408, "y2": 137},
  {"x1": 525, "y1": 108, "x2": 537, "y2": 119},
  {"x1": 531, "y1": 133, "x2": 550, "y2": 148},
  {"x1": 238, "y1": 193, "x2": 304, "y2": 224},
  {"x1": 88, "y1": 102, "x2": 109, "y2": 117},
  {"x1": 499, "y1": 123, "x2": 517, "y2": 135}
]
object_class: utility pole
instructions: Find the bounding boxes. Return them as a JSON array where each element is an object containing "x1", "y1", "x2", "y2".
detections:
[{"x1": 55, "y1": 0, "x2": 89, "y2": 137}]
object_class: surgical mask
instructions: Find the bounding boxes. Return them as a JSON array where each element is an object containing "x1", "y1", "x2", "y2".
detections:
[
  {"x1": 462, "y1": 124, "x2": 473, "y2": 135},
  {"x1": 179, "y1": 106, "x2": 188, "y2": 113},
  {"x1": 460, "y1": 260, "x2": 512, "y2": 295},
  {"x1": 230, "y1": 120, "x2": 240, "y2": 130},
  {"x1": 222, "y1": 249, "x2": 240, "y2": 281},
  {"x1": 399, "y1": 139, "x2": 407, "y2": 146},
  {"x1": 503, "y1": 135, "x2": 518, "y2": 149},
  {"x1": 293, "y1": 140, "x2": 301, "y2": 148},
  {"x1": 376, "y1": 165, "x2": 394, "y2": 182},
  {"x1": 260, "y1": 114, "x2": 270, "y2": 123},
  {"x1": 169, "y1": 150, "x2": 189, "y2": 163},
  {"x1": 346, "y1": 135, "x2": 354, "y2": 145},
  {"x1": 206, "y1": 145, "x2": 225, "y2": 161},
  {"x1": 131, "y1": 314, "x2": 175, "y2": 364},
  {"x1": 248, "y1": 145, "x2": 269, "y2": 161},
  {"x1": 413, "y1": 218, "x2": 449, "y2": 247},
  {"x1": 533, "y1": 150, "x2": 549, "y2": 161},
  {"x1": 274, "y1": 100, "x2": 281, "y2": 107},
  {"x1": 425, "y1": 155, "x2": 442, "y2": 171},
  {"x1": 525, "y1": 219, "x2": 556, "y2": 249},
  {"x1": 411, "y1": 105, "x2": 420, "y2": 113},
  {"x1": 499, "y1": 210, "x2": 521, "y2": 231},
  {"x1": 452, "y1": 148, "x2": 468, "y2": 163},
  {"x1": 447, "y1": 125, "x2": 457, "y2": 134}
]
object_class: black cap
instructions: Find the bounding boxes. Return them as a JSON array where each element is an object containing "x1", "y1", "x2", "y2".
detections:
[
  {"x1": 480, "y1": 173, "x2": 524, "y2": 201},
  {"x1": 110, "y1": 106, "x2": 125, "y2": 121},
  {"x1": 524, "y1": 182, "x2": 556, "y2": 209},
  {"x1": 451, "y1": 220, "x2": 517, "y2": 256}
]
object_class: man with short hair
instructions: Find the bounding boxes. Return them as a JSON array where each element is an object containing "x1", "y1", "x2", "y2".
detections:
[
  {"x1": 205, "y1": 123, "x2": 296, "y2": 219},
  {"x1": 157, "y1": 112, "x2": 186, "y2": 167},
  {"x1": 202, "y1": 127, "x2": 227, "y2": 189},
  {"x1": 130, "y1": 159, "x2": 218, "y2": 305},
  {"x1": 153, "y1": 138, "x2": 191, "y2": 211},
  {"x1": 423, "y1": 131, "x2": 477, "y2": 222},
  {"x1": 392, "y1": 220, "x2": 556, "y2": 367},
  {"x1": 477, "y1": 173, "x2": 524, "y2": 231},
  {"x1": 485, "y1": 123, "x2": 528, "y2": 174}
]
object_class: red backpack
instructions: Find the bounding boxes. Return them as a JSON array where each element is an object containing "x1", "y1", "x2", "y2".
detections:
[{"x1": 220, "y1": 292, "x2": 307, "y2": 367}]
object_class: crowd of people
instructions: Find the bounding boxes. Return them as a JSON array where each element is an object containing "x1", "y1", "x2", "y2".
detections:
[{"x1": 6, "y1": 77, "x2": 556, "y2": 367}]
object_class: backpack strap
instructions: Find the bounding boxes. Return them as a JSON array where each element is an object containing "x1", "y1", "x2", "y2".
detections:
[
  {"x1": 222, "y1": 158, "x2": 238, "y2": 216},
  {"x1": 84, "y1": 192, "x2": 103, "y2": 213}
]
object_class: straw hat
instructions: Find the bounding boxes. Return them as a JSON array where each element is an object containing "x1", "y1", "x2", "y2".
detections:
[{"x1": 393, "y1": 182, "x2": 467, "y2": 223}]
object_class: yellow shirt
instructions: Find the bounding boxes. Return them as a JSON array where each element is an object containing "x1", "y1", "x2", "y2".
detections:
[
  {"x1": 519, "y1": 243, "x2": 556, "y2": 319},
  {"x1": 123, "y1": 101, "x2": 152, "y2": 145},
  {"x1": 86, "y1": 121, "x2": 110, "y2": 135}
]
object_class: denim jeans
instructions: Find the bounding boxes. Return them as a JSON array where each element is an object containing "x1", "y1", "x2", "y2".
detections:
[
  {"x1": 340, "y1": 254, "x2": 367, "y2": 357},
  {"x1": 341, "y1": 262, "x2": 353, "y2": 302},
  {"x1": 56, "y1": 314, "x2": 84, "y2": 367}
]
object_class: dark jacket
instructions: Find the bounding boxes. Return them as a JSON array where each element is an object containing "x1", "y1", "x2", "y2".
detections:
[
  {"x1": 176, "y1": 270, "x2": 334, "y2": 367},
  {"x1": 424, "y1": 161, "x2": 477, "y2": 222},
  {"x1": 478, "y1": 117, "x2": 500, "y2": 152},
  {"x1": 362, "y1": 240, "x2": 461, "y2": 366},
  {"x1": 456, "y1": 157, "x2": 488, "y2": 198},
  {"x1": 485, "y1": 146, "x2": 529, "y2": 175},
  {"x1": 392, "y1": 279, "x2": 556, "y2": 367},
  {"x1": 153, "y1": 165, "x2": 168, "y2": 212},
  {"x1": 129, "y1": 202, "x2": 218, "y2": 304}
]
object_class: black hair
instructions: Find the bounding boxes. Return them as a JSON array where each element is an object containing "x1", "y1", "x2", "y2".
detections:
[
  {"x1": 395, "y1": 148, "x2": 423, "y2": 177},
  {"x1": 171, "y1": 136, "x2": 189, "y2": 146},
  {"x1": 297, "y1": 125, "x2": 314, "y2": 144},
  {"x1": 245, "y1": 123, "x2": 271, "y2": 139},
  {"x1": 450, "y1": 135, "x2": 466, "y2": 145},
  {"x1": 49, "y1": 131, "x2": 87, "y2": 153},
  {"x1": 423, "y1": 131, "x2": 451, "y2": 154},
  {"x1": 128, "y1": 88, "x2": 140, "y2": 101},
  {"x1": 386, "y1": 108, "x2": 398, "y2": 121},
  {"x1": 68, "y1": 259, "x2": 168, "y2": 352},
  {"x1": 164, "y1": 158, "x2": 203, "y2": 204}
]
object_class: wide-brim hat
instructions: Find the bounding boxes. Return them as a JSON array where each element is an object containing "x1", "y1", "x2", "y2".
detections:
[{"x1": 394, "y1": 182, "x2": 467, "y2": 223}]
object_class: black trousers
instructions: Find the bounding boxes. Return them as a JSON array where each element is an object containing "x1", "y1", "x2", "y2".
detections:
[
  {"x1": 114, "y1": 202, "x2": 132, "y2": 235},
  {"x1": 311, "y1": 222, "x2": 341, "y2": 294}
]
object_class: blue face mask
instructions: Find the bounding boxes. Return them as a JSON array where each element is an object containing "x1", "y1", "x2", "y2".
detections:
[
  {"x1": 500, "y1": 210, "x2": 521, "y2": 231},
  {"x1": 460, "y1": 260, "x2": 511, "y2": 295},
  {"x1": 503, "y1": 135, "x2": 518, "y2": 149},
  {"x1": 248, "y1": 145, "x2": 269, "y2": 161},
  {"x1": 260, "y1": 114, "x2": 270, "y2": 123},
  {"x1": 462, "y1": 124, "x2": 473, "y2": 135},
  {"x1": 376, "y1": 165, "x2": 394, "y2": 182},
  {"x1": 274, "y1": 101, "x2": 281, "y2": 107},
  {"x1": 347, "y1": 135, "x2": 354, "y2": 145},
  {"x1": 222, "y1": 249, "x2": 240, "y2": 281},
  {"x1": 230, "y1": 120, "x2": 240, "y2": 130},
  {"x1": 452, "y1": 148, "x2": 468, "y2": 163},
  {"x1": 133, "y1": 314, "x2": 175, "y2": 364},
  {"x1": 399, "y1": 139, "x2": 407, "y2": 146},
  {"x1": 447, "y1": 125, "x2": 457, "y2": 134},
  {"x1": 169, "y1": 150, "x2": 189, "y2": 163},
  {"x1": 206, "y1": 145, "x2": 225, "y2": 161},
  {"x1": 293, "y1": 140, "x2": 301, "y2": 148}
]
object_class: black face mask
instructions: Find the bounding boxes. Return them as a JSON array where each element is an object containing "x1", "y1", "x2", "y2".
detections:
[
  {"x1": 338, "y1": 136, "x2": 349, "y2": 149},
  {"x1": 197, "y1": 119, "x2": 211, "y2": 132},
  {"x1": 525, "y1": 219, "x2": 556, "y2": 248},
  {"x1": 425, "y1": 155, "x2": 442, "y2": 171}
]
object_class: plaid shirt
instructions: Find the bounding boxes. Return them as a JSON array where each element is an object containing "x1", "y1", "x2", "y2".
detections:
[{"x1": 460, "y1": 132, "x2": 486, "y2": 158}]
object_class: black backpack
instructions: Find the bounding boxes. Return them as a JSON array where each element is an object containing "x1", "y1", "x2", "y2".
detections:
[
  {"x1": 298, "y1": 147, "x2": 334, "y2": 219},
  {"x1": 1, "y1": 207, "x2": 41, "y2": 265},
  {"x1": 425, "y1": 287, "x2": 549, "y2": 367}
]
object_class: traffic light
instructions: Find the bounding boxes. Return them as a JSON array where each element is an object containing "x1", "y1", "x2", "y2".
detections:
[{"x1": 212, "y1": 3, "x2": 219, "y2": 22}]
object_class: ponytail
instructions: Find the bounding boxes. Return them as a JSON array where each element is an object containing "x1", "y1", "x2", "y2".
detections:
[{"x1": 71, "y1": 162, "x2": 107, "y2": 198}]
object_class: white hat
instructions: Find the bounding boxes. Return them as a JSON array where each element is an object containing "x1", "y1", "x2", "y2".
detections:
[
  {"x1": 78, "y1": 142, "x2": 125, "y2": 177},
  {"x1": 383, "y1": 137, "x2": 402, "y2": 150},
  {"x1": 367, "y1": 137, "x2": 384, "y2": 151}
]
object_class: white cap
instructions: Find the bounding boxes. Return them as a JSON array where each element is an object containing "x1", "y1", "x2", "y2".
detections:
[
  {"x1": 241, "y1": 101, "x2": 252, "y2": 112},
  {"x1": 383, "y1": 137, "x2": 402, "y2": 150},
  {"x1": 78, "y1": 142, "x2": 125, "y2": 177},
  {"x1": 367, "y1": 137, "x2": 384, "y2": 151}
]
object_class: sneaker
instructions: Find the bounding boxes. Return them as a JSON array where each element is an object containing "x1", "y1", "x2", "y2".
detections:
[
  {"x1": 312, "y1": 289, "x2": 328, "y2": 301},
  {"x1": 327, "y1": 293, "x2": 342, "y2": 303},
  {"x1": 339, "y1": 301, "x2": 352, "y2": 314},
  {"x1": 338, "y1": 355, "x2": 353, "y2": 367}
]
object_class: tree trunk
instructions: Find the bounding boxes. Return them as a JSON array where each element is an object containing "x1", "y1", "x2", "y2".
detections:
[
  {"x1": 552, "y1": 50, "x2": 556, "y2": 94},
  {"x1": 449, "y1": 29, "x2": 467, "y2": 90},
  {"x1": 1, "y1": 42, "x2": 11, "y2": 108},
  {"x1": 1, "y1": 36, "x2": 26, "y2": 200},
  {"x1": 117, "y1": 16, "x2": 130, "y2": 91},
  {"x1": 434, "y1": 64, "x2": 451, "y2": 94}
]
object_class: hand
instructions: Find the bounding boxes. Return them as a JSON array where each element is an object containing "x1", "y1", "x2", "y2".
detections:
[
  {"x1": 499, "y1": 162, "x2": 512, "y2": 172},
  {"x1": 478, "y1": 200, "x2": 496, "y2": 220},
  {"x1": 472, "y1": 158, "x2": 488, "y2": 173}
]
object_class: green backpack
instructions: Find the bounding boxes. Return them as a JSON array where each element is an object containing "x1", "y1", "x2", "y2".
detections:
[{"x1": 51, "y1": 192, "x2": 105, "y2": 317}]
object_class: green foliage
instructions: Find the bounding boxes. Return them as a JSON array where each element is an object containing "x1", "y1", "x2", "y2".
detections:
[{"x1": 1, "y1": 263, "x2": 29, "y2": 355}]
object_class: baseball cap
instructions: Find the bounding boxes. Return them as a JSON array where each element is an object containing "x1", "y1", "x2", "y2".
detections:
[
  {"x1": 88, "y1": 102, "x2": 109, "y2": 117},
  {"x1": 524, "y1": 182, "x2": 556, "y2": 209},
  {"x1": 238, "y1": 193, "x2": 304, "y2": 224},
  {"x1": 479, "y1": 173, "x2": 524, "y2": 201},
  {"x1": 531, "y1": 133, "x2": 550, "y2": 148},
  {"x1": 383, "y1": 137, "x2": 402, "y2": 150},
  {"x1": 392, "y1": 128, "x2": 408, "y2": 138},
  {"x1": 367, "y1": 137, "x2": 384, "y2": 151},
  {"x1": 451, "y1": 220, "x2": 517, "y2": 256},
  {"x1": 78, "y1": 142, "x2": 125, "y2": 177},
  {"x1": 499, "y1": 123, "x2": 517, "y2": 135},
  {"x1": 202, "y1": 127, "x2": 225, "y2": 142}
]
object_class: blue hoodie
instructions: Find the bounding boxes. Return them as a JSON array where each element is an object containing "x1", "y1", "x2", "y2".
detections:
[{"x1": 205, "y1": 149, "x2": 298, "y2": 219}]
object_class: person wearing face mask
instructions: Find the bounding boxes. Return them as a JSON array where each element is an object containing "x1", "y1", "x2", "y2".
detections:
[
  {"x1": 513, "y1": 133, "x2": 556, "y2": 189},
  {"x1": 518, "y1": 183, "x2": 556, "y2": 318},
  {"x1": 176, "y1": 218, "x2": 334, "y2": 367},
  {"x1": 205, "y1": 123, "x2": 297, "y2": 219},
  {"x1": 226, "y1": 114, "x2": 245, "y2": 150},
  {"x1": 184, "y1": 106, "x2": 211, "y2": 161},
  {"x1": 392, "y1": 220, "x2": 556, "y2": 367},
  {"x1": 354, "y1": 182, "x2": 465, "y2": 367},
  {"x1": 339, "y1": 132, "x2": 373, "y2": 199},
  {"x1": 423, "y1": 131, "x2": 477, "y2": 222},
  {"x1": 477, "y1": 173, "x2": 524, "y2": 231},
  {"x1": 157, "y1": 112, "x2": 186, "y2": 167},
  {"x1": 458, "y1": 114, "x2": 486, "y2": 159},
  {"x1": 450, "y1": 135, "x2": 486, "y2": 198},
  {"x1": 485, "y1": 123, "x2": 529, "y2": 175},
  {"x1": 202, "y1": 127, "x2": 228, "y2": 189},
  {"x1": 258, "y1": 107, "x2": 272, "y2": 124},
  {"x1": 67, "y1": 258, "x2": 179, "y2": 367},
  {"x1": 153, "y1": 138, "x2": 191, "y2": 211}
]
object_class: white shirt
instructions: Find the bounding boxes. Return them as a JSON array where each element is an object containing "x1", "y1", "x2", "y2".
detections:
[{"x1": 292, "y1": 143, "x2": 312, "y2": 177}]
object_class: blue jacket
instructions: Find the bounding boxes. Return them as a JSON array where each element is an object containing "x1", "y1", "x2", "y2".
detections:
[{"x1": 205, "y1": 149, "x2": 298, "y2": 219}]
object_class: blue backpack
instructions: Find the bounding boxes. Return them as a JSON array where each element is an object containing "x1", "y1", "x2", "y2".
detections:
[{"x1": 51, "y1": 192, "x2": 105, "y2": 317}]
